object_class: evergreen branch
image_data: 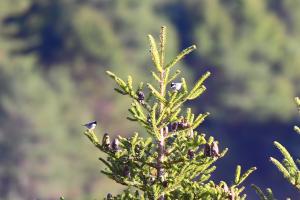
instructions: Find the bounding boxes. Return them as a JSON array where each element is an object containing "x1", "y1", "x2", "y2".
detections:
[
  {"x1": 148, "y1": 35, "x2": 162, "y2": 72},
  {"x1": 269, "y1": 157, "x2": 290, "y2": 179},
  {"x1": 164, "y1": 158, "x2": 185, "y2": 167},
  {"x1": 129, "y1": 107, "x2": 138, "y2": 118},
  {"x1": 163, "y1": 124, "x2": 192, "y2": 140},
  {"x1": 265, "y1": 189, "x2": 276, "y2": 200},
  {"x1": 189, "y1": 114, "x2": 195, "y2": 124},
  {"x1": 186, "y1": 108, "x2": 192, "y2": 122},
  {"x1": 127, "y1": 75, "x2": 134, "y2": 95},
  {"x1": 237, "y1": 167, "x2": 257, "y2": 185},
  {"x1": 273, "y1": 141, "x2": 298, "y2": 170},
  {"x1": 192, "y1": 112, "x2": 210, "y2": 129},
  {"x1": 106, "y1": 71, "x2": 127, "y2": 89},
  {"x1": 159, "y1": 26, "x2": 166, "y2": 68},
  {"x1": 169, "y1": 93, "x2": 188, "y2": 112},
  {"x1": 151, "y1": 103, "x2": 158, "y2": 128},
  {"x1": 251, "y1": 185, "x2": 276, "y2": 200},
  {"x1": 294, "y1": 126, "x2": 300, "y2": 135},
  {"x1": 101, "y1": 170, "x2": 129, "y2": 186},
  {"x1": 163, "y1": 68, "x2": 170, "y2": 89},
  {"x1": 282, "y1": 159, "x2": 297, "y2": 178},
  {"x1": 156, "y1": 106, "x2": 169, "y2": 125},
  {"x1": 150, "y1": 105, "x2": 160, "y2": 139},
  {"x1": 114, "y1": 88, "x2": 127, "y2": 95},
  {"x1": 156, "y1": 29, "x2": 168, "y2": 200},
  {"x1": 151, "y1": 71, "x2": 161, "y2": 82},
  {"x1": 189, "y1": 71, "x2": 211, "y2": 94},
  {"x1": 147, "y1": 83, "x2": 167, "y2": 104},
  {"x1": 165, "y1": 45, "x2": 196, "y2": 70},
  {"x1": 168, "y1": 91, "x2": 179, "y2": 106},
  {"x1": 167, "y1": 70, "x2": 181, "y2": 84},
  {"x1": 219, "y1": 148, "x2": 228, "y2": 158},
  {"x1": 202, "y1": 166, "x2": 217, "y2": 175},
  {"x1": 235, "y1": 165, "x2": 241, "y2": 185},
  {"x1": 99, "y1": 157, "x2": 113, "y2": 172},
  {"x1": 84, "y1": 130, "x2": 100, "y2": 146},
  {"x1": 107, "y1": 71, "x2": 152, "y2": 112},
  {"x1": 157, "y1": 108, "x2": 181, "y2": 130},
  {"x1": 187, "y1": 85, "x2": 206, "y2": 100},
  {"x1": 163, "y1": 164, "x2": 193, "y2": 194},
  {"x1": 185, "y1": 72, "x2": 210, "y2": 100},
  {"x1": 181, "y1": 78, "x2": 188, "y2": 94},
  {"x1": 168, "y1": 108, "x2": 181, "y2": 122},
  {"x1": 236, "y1": 186, "x2": 245, "y2": 196},
  {"x1": 133, "y1": 101, "x2": 147, "y2": 120},
  {"x1": 131, "y1": 132, "x2": 139, "y2": 145}
]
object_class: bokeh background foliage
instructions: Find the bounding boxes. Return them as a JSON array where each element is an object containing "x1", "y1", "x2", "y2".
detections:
[{"x1": 0, "y1": 0, "x2": 299, "y2": 199}]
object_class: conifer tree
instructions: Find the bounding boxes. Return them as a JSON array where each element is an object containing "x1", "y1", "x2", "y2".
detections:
[
  {"x1": 83, "y1": 26, "x2": 256, "y2": 199},
  {"x1": 253, "y1": 97, "x2": 300, "y2": 199}
]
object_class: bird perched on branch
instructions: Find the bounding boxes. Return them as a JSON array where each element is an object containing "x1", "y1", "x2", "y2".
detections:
[
  {"x1": 170, "y1": 82, "x2": 182, "y2": 91},
  {"x1": 112, "y1": 138, "x2": 120, "y2": 152},
  {"x1": 211, "y1": 141, "x2": 220, "y2": 158},
  {"x1": 102, "y1": 133, "x2": 111, "y2": 150},
  {"x1": 83, "y1": 121, "x2": 97, "y2": 130}
]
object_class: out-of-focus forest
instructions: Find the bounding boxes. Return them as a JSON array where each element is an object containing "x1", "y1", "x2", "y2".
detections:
[{"x1": 0, "y1": 0, "x2": 299, "y2": 199}]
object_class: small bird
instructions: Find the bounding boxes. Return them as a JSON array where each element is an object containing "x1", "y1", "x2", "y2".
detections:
[
  {"x1": 170, "y1": 82, "x2": 182, "y2": 91},
  {"x1": 211, "y1": 141, "x2": 220, "y2": 158},
  {"x1": 83, "y1": 121, "x2": 97, "y2": 130},
  {"x1": 102, "y1": 133, "x2": 111, "y2": 150},
  {"x1": 111, "y1": 138, "x2": 120, "y2": 152}
]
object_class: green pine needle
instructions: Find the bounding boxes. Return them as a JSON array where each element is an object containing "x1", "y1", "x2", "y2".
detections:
[
  {"x1": 148, "y1": 35, "x2": 162, "y2": 72},
  {"x1": 165, "y1": 45, "x2": 196, "y2": 70}
]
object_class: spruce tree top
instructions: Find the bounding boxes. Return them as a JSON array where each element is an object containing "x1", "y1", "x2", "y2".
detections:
[{"x1": 83, "y1": 26, "x2": 256, "y2": 200}]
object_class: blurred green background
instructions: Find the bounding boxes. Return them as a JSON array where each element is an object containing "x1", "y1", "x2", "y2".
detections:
[{"x1": 0, "y1": 0, "x2": 299, "y2": 199}]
